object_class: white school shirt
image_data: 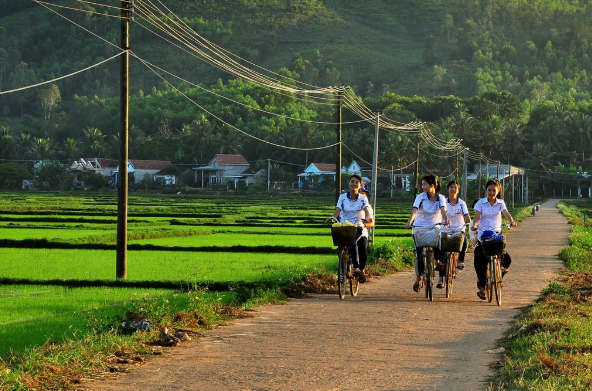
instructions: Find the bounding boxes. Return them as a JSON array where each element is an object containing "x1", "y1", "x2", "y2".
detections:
[
  {"x1": 474, "y1": 197, "x2": 507, "y2": 239},
  {"x1": 412, "y1": 193, "x2": 446, "y2": 227},
  {"x1": 336, "y1": 192, "x2": 370, "y2": 237},
  {"x1": 446, "y1": 197, "x2": 470, "y2": 230}
]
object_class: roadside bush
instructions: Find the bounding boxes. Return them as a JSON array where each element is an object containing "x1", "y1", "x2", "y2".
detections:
[{"x1": 81, "y1": 173, "x2": 108, "y2": 190}]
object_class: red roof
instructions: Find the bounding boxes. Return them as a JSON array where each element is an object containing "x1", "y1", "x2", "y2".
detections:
[
  {"x1": 214, "y1": 154, "x2": 249, "y2": 165},
  {"x1": 313, "y1": 163, "x2": 336, "y2": 172},
  {"x1": 82, "y1": 158, "x2": 119, "y2": 169}
]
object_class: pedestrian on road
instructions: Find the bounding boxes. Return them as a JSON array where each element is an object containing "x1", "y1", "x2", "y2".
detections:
[
  {"x1": 405, "y1": 174, "x2": 450, "y2": 292},
  {"x1": 471, "y1": 179, "x2": 517, "y2": 300},
  {"x1": 436, "y1": 180, "x2": 471, "y2": 289},
  {"x1": 326, "y1": 174, "x2": 374, "y2": 283}
]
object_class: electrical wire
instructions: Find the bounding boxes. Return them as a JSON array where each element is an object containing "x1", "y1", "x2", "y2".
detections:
[
  {"x1": 129, "y1": 53, "x2": 368, "y2": 126},
  {"x1": 0, "y1": 52, "x2": 123, "y2": 95},
  {"x1": 137, "y1": 54, "x2": 340, "y2": 151},
  {"x1": 29, "y1": 0, "x2": 126, "y2": 18}
]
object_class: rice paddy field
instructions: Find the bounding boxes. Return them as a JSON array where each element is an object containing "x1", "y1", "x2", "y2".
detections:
[{"x1": 0, "y1": 191, "x2": 416, "y2": 357}]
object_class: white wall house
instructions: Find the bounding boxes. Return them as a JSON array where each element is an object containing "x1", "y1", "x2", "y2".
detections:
[
  {"x1": 113, "y1": 160, "x2": 174, "y2": 184},
  {"x1": 193, "y1": 154, "x2": 250, "y2": 188},
  {"x1": 67, "y1": 158, "x2": 119, "y2": 186}
]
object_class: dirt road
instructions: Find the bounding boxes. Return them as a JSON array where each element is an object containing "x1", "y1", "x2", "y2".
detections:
[{"x1": 87, "y1": 199, "x2": 568, "y2": 391}]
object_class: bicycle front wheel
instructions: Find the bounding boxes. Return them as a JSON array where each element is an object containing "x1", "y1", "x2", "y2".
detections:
[
  {"x1": 349, "y1": 263, "x2": 359, "y2": 297},
  {"x1": 425, "y1": 248, "x2": 435, "y2": 301},
  {"x1": 445, "y1": 252, "x2": 457, "y2": 298},
  {"x1": 493, "y1": 255, "x2": 502, "y2": 306},
  {"x1": 487, "y1": 257, "x2": 494, "y2": 303},
  {"x1": 338, "y1": 249, "x2": 348, "y2": 300}
]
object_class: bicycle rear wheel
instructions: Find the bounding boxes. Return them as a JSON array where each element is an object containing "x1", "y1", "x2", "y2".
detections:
[
  {"x1": 338, "y1": 249, "x2": 348, "y2": 300},
  {"x1": 445, "y1": 252, "x2": 457, "y2": 298},
  {"x1": 425, "y1": 248, "x2": 435, "y2": 301},
  {"x1": 349, "y1": 262, "x2": 359, "y2": 296},
  {"x1": 493, "y1": 255, "x2": 502, "y2": 306},
  {"x1": 487, "y1": 257, "x2": 494, "y2": 303}
]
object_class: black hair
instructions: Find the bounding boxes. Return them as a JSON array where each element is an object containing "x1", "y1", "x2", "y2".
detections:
[
  {"x1": 485, "y1": 179, "x2": 503, "y2": 199},
  {"x1": 447, "y1": 180, "x2": 461, "y2": 190},
  {"x1": 349, "y1": 174, "x2": 367, "y2": 193},
  {"x1": 471, "y1": 198, "x2": 480, "y2": 208},
  {"x1": 421, "y1": 174, "x2": 441, "y2": 193}
]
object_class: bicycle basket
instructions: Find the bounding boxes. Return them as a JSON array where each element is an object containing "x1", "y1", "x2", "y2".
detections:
[
  {"x1": 331, "y1": 225, "x2": 357, "y2": 246},
  {"x1": 480, "y1": 234, "x2": 506, "y2": 257},
  {"x1": 440, "y1": 231, "x2": 465, "y2": 252},
  {"x1": 413, "y1": 225, "x2": 441, "y2": 248}
]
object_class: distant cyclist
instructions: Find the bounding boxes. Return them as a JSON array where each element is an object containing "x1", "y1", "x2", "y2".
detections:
[
  {"x1": 405, "y1": 174, "x2": 450, "y2": 292},
  {"x1": 326, "y1": 174, "x2": 374, "y2": 283},
  {"x1": 436, "y1": 180, "x2": 471, "y2": 289},
  {"x1": 471, "y1": 179, "x2": 517, "y2": 300}
]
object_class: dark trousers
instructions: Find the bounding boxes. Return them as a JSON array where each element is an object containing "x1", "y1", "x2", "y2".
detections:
[
  {"x1": 473, "y1": 244, "x2": 512, "y2": 288},
  {"x1": 348, "y1": 228, "x2": 368, "y2": 270},
  {"x1": 414, "y1": 246, "x2": 444, "y2": 276}
]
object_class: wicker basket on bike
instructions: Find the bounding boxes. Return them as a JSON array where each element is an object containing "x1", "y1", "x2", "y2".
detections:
[
  {"x1": 479, "y1": 230, "x2": 506, "y2": 257},
  {"x1": 331, "y1": 225, "x2": 358, "y2": 246},
  {"x1": 440, "y1": 229, "x2": 465, "y2": 252},
  {"x1": 412, "y1": 225, "x2": 441, "y2": 248}
]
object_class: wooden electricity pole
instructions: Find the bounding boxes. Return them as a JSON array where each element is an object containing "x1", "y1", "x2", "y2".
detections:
[
  {"x1": 116, "y1": 0, "x2": 131, "y2": 279},
  {"x1": 335, "y1": 89, "x2": 343, "y2": 203}
]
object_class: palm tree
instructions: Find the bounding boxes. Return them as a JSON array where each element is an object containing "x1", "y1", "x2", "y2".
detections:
[
  {"x1": 60, "y1": 138, "x2": 80, "y2": 161},
  {"x1": 17, "y1": 133, "x2": 34, "y2": 160},
  {"x1": 82, "y1": 127, "x2": 105, "y2": 157},
  {"x1": 33, "y1": 137, "x2": 55, "y2": 160},
  {"x1": 215, "y1": 125, "x2": 241, "y2": 155}
]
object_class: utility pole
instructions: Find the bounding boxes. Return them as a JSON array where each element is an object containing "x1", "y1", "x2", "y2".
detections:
[
  {"x1": 478, "y1": 155, "x2": 482, "y2": 199},
  {"x1": 414, "y1": 134, "x2": 420, "y2": 199},
  {"x1": 335, "y1": 89, "x2": 343, "y2": 203},
  {"x1": 267, "y1": 158, "x2": 270, "y2": 191},
  {"x1": 370, "y1": 112, "x2": 381, "y2": 244},
  {"x1": 461, "y1": 148, "x2": 468, "y2": 200},
  {"x1": 116, "y1": 0, "x2": 131, "y2": 280}
]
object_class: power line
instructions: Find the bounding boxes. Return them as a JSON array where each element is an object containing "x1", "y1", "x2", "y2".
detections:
[{"x1": 0, "y1": 52, "x2": 123, "y2": 95}]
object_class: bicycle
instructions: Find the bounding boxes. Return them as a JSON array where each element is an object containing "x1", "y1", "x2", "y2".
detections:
[
  {"x1": 412, "y1": 223, "x2": 442, "y2": 301},
  {"x1": 440, "y1": 223, "x2": 469, "y2": 298},
  {"x1": 476, "y1": 223, "x2": 512, "y2": 306},
  {"x1": 329, "y1": 218, "x2": 365, "y2": 299}
]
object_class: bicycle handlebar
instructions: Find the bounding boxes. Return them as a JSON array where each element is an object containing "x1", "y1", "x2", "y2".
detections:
[{"x1": 474, "y1": 223, "x2": 513, "y2": 234}]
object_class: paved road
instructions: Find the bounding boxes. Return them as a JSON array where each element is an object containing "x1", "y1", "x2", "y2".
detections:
[{"x1": 87, "y1": 199, "x2": 568, "y2": 391}]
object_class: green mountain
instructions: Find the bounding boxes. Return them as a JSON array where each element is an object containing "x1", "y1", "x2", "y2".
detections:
[{"x1": 1, "y1": 0, "x2": 592, "y2": 181}]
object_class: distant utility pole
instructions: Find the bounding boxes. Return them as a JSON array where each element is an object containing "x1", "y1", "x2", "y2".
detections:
[
  {"x1": 267, "y1": 158, "x2": 271, "y2": 191},
  {"x1": 370, "y1": 112, "x2": 381, "y2": 243},
  {"x1": 461, "y1": 148, "x2": 468, "y2": 200},
  {"x1": 414, "y1": 134, "x2": 420, "y2": 199},
  {"x1": 116, "y1": 0, "x2": 131, "y2": 280},
  {"x1": 335, "y1": 89, "x2": 343, "y2": 203}
]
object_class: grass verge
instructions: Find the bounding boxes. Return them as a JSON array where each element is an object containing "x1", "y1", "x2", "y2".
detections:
[{"x1": 487, "y1": 201, "x2": 592, "y2": 390}]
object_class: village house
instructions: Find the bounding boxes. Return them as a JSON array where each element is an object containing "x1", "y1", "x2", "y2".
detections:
[{"x1": 193, "y1": 154, "x2": 264, "y2": 188}]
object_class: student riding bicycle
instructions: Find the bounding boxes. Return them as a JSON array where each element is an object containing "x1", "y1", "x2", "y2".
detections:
[
  {"x1": 404, "y1": 174, "x2": 450, "y2": 292},
  {"x1": 326, "y1": 174, "x2": 374, "y2": 283},
  {"x1": 471, "y1": 179, "x2": 517, "y2": 300},
  {"x1": 436, "y1": 180, "x2": 471, "y2": 289}
]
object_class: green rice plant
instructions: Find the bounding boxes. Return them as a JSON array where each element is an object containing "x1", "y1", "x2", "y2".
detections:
[
  {"x1": 0, "y1": 248, "x2": 335, "y2": 283},
  {"x1": 0, "y1": 285, "x2": 175, "y2": 357}
]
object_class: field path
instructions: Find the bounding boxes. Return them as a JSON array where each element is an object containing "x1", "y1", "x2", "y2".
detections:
[{"x1": 87, "y1": 199, "x2": 567, "y2": 391}]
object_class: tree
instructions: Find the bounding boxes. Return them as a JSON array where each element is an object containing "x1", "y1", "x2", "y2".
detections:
[
  {"x1": 35, "y1": 160, "x2": 67, "y2": 190},
  {"x1": 32, "y1": 137, "x2": 55, "y2": 160},
  {"x1": 38, "y1": 84, "x2": 61, "y2": 133},
  {"x1": 0, "y1": 162, "x2": 31, "y2": 190}
]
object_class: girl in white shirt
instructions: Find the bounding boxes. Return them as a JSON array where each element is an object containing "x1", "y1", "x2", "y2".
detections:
[
  {"x1": 327, "y1": 174, "x2": 374, "y2": 283},
  {"x1": 405, "y1": 175, "x2": 450, "y2": 292},
  {"x1": 471, "y1": 179, "x2": 517, "y2": 300},
  {"x1": 436, "y1": 180, "x2": 471, "y2": 288}
]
